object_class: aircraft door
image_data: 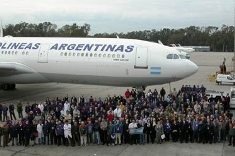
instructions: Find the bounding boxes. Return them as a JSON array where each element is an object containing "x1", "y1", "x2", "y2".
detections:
[
  {"x1": 38, "y1": 43, "x2": 49, "y2": 63},
  {"x1": 134, "y1": 47, "x2": 148, "y2": 69}
]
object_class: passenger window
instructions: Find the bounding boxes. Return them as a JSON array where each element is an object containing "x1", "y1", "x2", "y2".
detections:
[
  {"x1": 94, "y1": 54, "x2": 97, "y2": 57},
  {"x1": 81, "y1": 53, "x2": 84, "y2": 57},
  {"x1": 173, "y1": 54, "x2": 179, "y2": 59},
  {"x1": 117, "y1": 54, "x2": 120, "y2": 58},
  {"x1": 15, "y1": 51, "x2": 18, "y2": 55},
  {"x1": 77, "y1": 53, "x2": 80, "y2": 57},
  {"x1": 98, "y1": 54, "x2": 102, "y2": 57},
  {"x1": 112, "y1": 54, "x2": 115, "y2": 58},
  {"x1": 26, "y1": 52, "x2": 29, "y2": 55},
  {"x1": 5, "y1": 51, "x2": 7, "y2": 54},
  {"x1": 8, "y1": 51, "x2": 11, "y2": 55},
  {"x1": 103, "y1": 54, "x2": 106, "y2": 57},
  {"x1": 68, "y1": 53, "x2": 71, "y2": 56},
  {"x1": 22, "y1": 52, "x2": 25, "y2": 55},
  {"x1": 107, "y1": 54, "x2": 111, "y2": 58},
  {"x1": 85, "y1": 53, "x2": 88, "y2": 57},
  {"x1": 90, "y1": 53, "x2": 93, "y2": 57},
  {"x1": 167, "y1": 54, "x2": 173, "y2": 59},
  {"x1": 73, "y1": 53, "x2": 76, "y2": 56},
  {"x1": 122, "y1": 54, "x2": 125, "y2": 58},
  {"x1": 60, "y1": 52, "x2": 63, "y2": 56}
]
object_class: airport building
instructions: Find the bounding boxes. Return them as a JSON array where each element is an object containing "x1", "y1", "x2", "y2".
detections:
[{"x1": 184, "y1": 46, "x2": 210, "y2": 52}]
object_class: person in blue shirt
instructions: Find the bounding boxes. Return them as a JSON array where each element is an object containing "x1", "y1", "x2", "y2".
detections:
[
  {"x1": 163, "y1": 119, "x2": 171, "y2": 141},
  {"x1": 55, "y1": 120, "x2": 64, "y2": 146},
  {"x1": 115, "y1": 119, "x2": 123, "y2": 145},
  {"x1": 192, "y1": 118, "x2": 199, "y2": 143}
]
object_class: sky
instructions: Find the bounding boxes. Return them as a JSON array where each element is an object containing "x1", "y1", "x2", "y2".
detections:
[{"x1": 0, "y1": 0, "x2": 234, "y2": 34}]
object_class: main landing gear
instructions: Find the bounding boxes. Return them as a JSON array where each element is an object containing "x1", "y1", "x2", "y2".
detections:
[
  {"x1": 133, "y1": 86, "x2": 146, "y2": 92},
  {"x1": 0, "y1": 83, "x2": 16, "y2": 91}
]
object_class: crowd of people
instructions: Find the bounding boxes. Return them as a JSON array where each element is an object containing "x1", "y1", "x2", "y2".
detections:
[{"x1": 0, "y1": 85, "x2": 235, "y2": 148}]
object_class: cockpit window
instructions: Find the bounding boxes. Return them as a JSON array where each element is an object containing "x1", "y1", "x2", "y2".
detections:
[
  {"x1": 179, "y1": 54, "x2": 186, "y2": 59},
  {"x1": 167, "y1": 54, "x2": 179, "y2": 59},
  {"x1": 227, "y1": 76, "x2": 233, "y2": 80},
  {"x1": 173, "y1": 54, "x2": 179, "y2": 59},
  {"x1": 167, "y1": 54, "x2": 174, "y2": 59}
]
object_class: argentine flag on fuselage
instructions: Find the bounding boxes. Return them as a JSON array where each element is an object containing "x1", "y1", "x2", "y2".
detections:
[{"x1": 150, "y1": 67, "x2": 161, "y2": 75}]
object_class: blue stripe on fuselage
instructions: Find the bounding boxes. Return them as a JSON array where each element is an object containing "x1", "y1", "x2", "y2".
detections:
[
  {"x1": 150, "y1": 67, "x2": 161, "y2": 75},
  {"x1": 150, "y1": 72, "x2": 161, "y2": 75}
]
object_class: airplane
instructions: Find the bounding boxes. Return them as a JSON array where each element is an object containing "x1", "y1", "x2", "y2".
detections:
[
  {"x1": 0, "y1": 29, "x2": 198, "y2": 91},
  {"x1": 158, "y1": 40, "x2": 191, "y2": 59},
  {"x1": 169, "y1": 44, "x2": 195, "y2": 53}
]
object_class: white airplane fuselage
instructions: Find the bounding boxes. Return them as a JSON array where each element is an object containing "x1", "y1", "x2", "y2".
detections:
[{"x1": 0, "y1": 37, "x2": 198, "y2": 88}]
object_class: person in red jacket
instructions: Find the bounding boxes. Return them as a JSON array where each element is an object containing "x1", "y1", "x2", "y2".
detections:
[
  {"x1": 107, "y1": 110, "x2": 114, "y2": 122},
  {"x1": 125, "y1": 89, "x2": 131, "y2": 99}
]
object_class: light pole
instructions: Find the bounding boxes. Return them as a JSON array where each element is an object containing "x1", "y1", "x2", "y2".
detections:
[{"x1": 233, "y1": 6, "x2": 235, "y2": 73}]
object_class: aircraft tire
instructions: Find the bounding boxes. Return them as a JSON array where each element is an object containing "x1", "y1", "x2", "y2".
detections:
[
  {"x1": 2, "y1": 83, "x2": 16, "y2": 91},
  {"x1": 10, "y1": 84, "x2": 16, "y2": 90}
]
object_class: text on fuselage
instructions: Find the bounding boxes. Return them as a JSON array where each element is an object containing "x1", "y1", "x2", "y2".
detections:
[{"x1": 0, "y1": 42, "x2": 135, "y2": 53}]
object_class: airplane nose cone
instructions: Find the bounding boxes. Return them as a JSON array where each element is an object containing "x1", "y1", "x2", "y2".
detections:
[
  {"x1": 191, "y1": 61, "x2": 198, "y2": 74},
  {"x1": 181, "y1": 60, "x2": 198, "y2": 78}
]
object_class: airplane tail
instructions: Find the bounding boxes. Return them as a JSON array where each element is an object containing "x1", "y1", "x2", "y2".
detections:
[{"x1": 158, "y1": 40, "x2": 163, "y2": 45}]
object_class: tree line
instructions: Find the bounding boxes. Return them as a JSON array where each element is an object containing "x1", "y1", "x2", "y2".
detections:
[{"x1": 3, "y1": 22, "x2": 234, "y2": 52}]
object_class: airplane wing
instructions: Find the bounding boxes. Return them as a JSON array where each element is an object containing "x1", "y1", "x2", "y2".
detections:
[{"x1": 0, "y1": 62, "x2": 35, "y2": 77}]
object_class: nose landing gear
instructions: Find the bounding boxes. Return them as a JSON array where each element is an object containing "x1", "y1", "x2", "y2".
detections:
[{"x1": 0, "y1": 83, "x2": 16, "y2": 90}]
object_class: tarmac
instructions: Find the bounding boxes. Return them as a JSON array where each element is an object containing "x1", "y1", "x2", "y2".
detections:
[{"x1": 0, "y1": 52, "x2": 235, "y2": 156}]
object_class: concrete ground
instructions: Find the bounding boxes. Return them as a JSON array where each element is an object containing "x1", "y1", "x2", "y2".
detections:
[
  {"x1": 0, "y1": 52, "x2": 235, "y2": 156},
  {"x1": 0, "y1": 142, "x2": 235, "y2": 156}
]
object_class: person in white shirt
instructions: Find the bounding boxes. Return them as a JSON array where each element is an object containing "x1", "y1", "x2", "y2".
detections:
[
  {"x1": 37, "y1": 120, "x2": 43, "y2": 144},
  {"x1": 63, "y1": 101, "x2": 70, "y2": 116},
  {"x1": 38, "y1": 103, "x2": 44, "y2": 115},
  {"x1": 114, "y1": 105, "x2": 122, "y2": 118},
  {"x1": 64, "y1": 120, "x2": 72, "y2": 146},
  {"x1": 128, "y1": 119, "x2": 137, "y2": 144},
  {"x1": 194, "y1": 102, "x2": 201, "y2": 114}
]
